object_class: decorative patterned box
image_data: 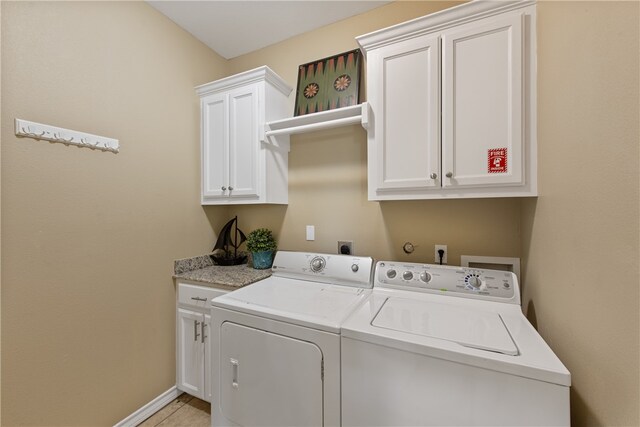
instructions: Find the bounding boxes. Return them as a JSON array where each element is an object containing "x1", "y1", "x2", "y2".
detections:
[{"x1": 293, "y1": 49, "x2": 361, "y2": 116}]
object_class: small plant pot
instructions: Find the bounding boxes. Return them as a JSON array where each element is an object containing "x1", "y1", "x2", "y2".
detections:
[{"x1": 252, "y1": 250, "x2": 274, "y2": 269}]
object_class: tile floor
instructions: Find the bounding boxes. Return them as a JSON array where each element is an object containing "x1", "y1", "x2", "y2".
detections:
[{"x1": 139, "y1": 393, "x2": 210, "y2": 427}]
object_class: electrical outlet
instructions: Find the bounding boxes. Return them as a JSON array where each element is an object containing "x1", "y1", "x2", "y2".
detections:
[
  {"x1": 338, "y1": 241, "x2": 353, "y2": 255},
  {"x1": 434, "y1": 244, "x2": 448, "y2": 264}
]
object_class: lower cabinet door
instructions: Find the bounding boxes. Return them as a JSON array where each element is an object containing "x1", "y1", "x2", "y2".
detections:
[
  {"x1": 203, "y1": 313, "x2": 212, "y2": 403},
  {"x1": 177, "y1": 308, "x2": 205, "y2": 400},
  {"x1": 219, "y1": 322, "x2": 323, "y2": 426}
]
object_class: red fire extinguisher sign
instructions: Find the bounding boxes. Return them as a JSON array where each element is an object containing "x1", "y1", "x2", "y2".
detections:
[{"x1": 488, "y1": 148, "x2": 507, "y2": 173}]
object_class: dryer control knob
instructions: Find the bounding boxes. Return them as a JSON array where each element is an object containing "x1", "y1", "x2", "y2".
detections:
[
  {"x1": 386, "y1": 269, "x2": 397, "y2": 279},
  {"x1": 468, "y1": 276, "x2": 482, "y2": 288},
  {"x1": 419, "y1": 272, "x2": 432, "y2": 283},
  {"x1": 310, "y1": 256, "x2": 326, "y2": 272},
  {"x1": 402, "y1": 271, "x2": 414, "y2": 281},
  {"x1": 351, "y1": 264, "x2": 359, "y2": 272}
]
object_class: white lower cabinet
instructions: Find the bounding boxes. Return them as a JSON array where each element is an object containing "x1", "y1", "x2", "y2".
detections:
[
  {"x1": 176, "y1": 283, "x2": 227, "y2": 402},
  {"x1": 358, "y1": 1, "x2": 536, "y2": 200}
]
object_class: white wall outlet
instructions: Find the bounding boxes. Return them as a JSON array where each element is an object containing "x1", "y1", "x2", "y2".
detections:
[
  {"x1": 306, "y1": 225, "x2": 315, "y2": 241},
  {"x1": 338, "y1": 241, "x2": 353, "y2": 255},
  {"x1": 435, "y1": 244, "x2": 448, "y2": 264}
]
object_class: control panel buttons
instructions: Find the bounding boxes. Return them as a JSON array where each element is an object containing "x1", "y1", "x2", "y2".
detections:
[
  {"x1": 310, "y1": 256, "x2": 326, "y2": 272},
  {"x1": 351, "y1": 264, "x2": 359, "y2": 273},
  {"x1": 465, "y1": 274, "x2": 482, "y2": 289},
  {"x1": 468, "y1": 276, "x2": 481, "y2": 288},
  {"x1": 419, "y1": 272, "x2": 432, "y2": 283},
  {"x1": 375, "y1": 262, "x2": 516, "y2": 300}
]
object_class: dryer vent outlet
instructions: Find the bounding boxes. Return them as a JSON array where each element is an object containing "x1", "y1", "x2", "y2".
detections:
[{"x1": 338, "y1": 241, "x2": 353, "y2": 255}]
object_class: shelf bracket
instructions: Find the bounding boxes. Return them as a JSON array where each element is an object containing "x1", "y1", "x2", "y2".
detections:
[{"x1": 361, "y1": 102, "x2": 372, "y2": 130}]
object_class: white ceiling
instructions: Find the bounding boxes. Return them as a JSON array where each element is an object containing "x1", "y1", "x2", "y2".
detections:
[{"x1": 146, "y1": 1, "x2": 390, "y2": 59}]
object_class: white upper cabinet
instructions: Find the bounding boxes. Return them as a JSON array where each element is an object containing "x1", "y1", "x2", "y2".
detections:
[
  {"x1": 358, "y1": 0, "x2": 536, "y2": 200},
  {"x1": 368, "y1": 33, "x2": 440, "y2": 193},
  {"x1": 197, "y1": 67, "x2": 292, "y2": 205}
]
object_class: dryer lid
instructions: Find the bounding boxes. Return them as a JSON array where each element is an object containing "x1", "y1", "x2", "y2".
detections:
[
  {"x1": 372, "y1": 297, "x2": 518, "y2": 355},
  {"x1": 212, "y1": 276, "x2": 369, "y2": 333}
]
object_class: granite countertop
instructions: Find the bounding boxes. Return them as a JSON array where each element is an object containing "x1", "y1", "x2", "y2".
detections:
[{"x1": 173, "y1": 254, "x2": 271, "y2": 291}]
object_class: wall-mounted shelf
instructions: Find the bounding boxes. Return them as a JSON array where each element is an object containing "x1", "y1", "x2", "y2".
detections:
[{"x1": 263, "y1": 102, "x2": 370, "y2": 142}]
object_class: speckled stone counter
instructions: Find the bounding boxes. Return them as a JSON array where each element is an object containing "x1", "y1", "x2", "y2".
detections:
[{"x1": 173, "y1": 254, "x2": 271, "y2": 291}]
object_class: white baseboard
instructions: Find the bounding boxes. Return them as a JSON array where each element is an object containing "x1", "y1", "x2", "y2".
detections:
[{"x1": 114, "y1": 385, "x2": 180, "y2": 427}]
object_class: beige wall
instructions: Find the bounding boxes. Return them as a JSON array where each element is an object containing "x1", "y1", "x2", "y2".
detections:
[
  {"x1": 521, "y1": 1, "x2": 639, "y2": 425},
  {"x1": 2, "y1": 0, "x2": 638, "y2": 426},
  {"x1": 1, "y1": 3, "x2": 3, "y2": 423},
  {"x1": 228, "y1": 1, "x2": 640, "y2": 426},
  {"x1": 1, "y1": 2, "x2": 228, "y2": 425},
  {"x1": 226, "y1": 0, "x2": 522, "y2": 265}
]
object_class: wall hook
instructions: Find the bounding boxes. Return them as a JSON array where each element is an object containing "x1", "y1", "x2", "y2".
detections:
[{"x1": 14, "y1": 118, "x2": 119, "y2": 153}]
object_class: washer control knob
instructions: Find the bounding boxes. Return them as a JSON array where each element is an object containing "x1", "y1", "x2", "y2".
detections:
[
  {"x1": 402, "y1": 271, "x2": 414, "y2": 281},
  {"x1": 351, "y1": 264, "x2": 359, "y2": 272},
  {"x1": 419, "y1": 272, "x2": 432, "y2": 283},
  {"x1": 468, "y1": 276, "x2": 482, "y2": 288},
  {"x1": 310, "y1": 256, "x2": 326, "y2": 272},
  {"x1": 386, "y1": 269, "x2": 397, "y2": 279}
]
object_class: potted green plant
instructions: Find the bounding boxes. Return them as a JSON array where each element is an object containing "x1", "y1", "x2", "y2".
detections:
[{"x1": 246, "y1": 228, "x2": 277, "y2": 269}]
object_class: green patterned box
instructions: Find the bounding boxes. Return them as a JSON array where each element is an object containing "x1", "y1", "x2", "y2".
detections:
[{"x1": 294, "y1": 49, "x2": 361, "y2": 116}]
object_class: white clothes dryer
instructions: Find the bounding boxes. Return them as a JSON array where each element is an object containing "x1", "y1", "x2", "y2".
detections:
[
  {"x1": 341, "y1": 261, "x2": 571, "y2": 426},
  {"x1": 210, "y1": 251, "x2": 374, "y2": 427}
]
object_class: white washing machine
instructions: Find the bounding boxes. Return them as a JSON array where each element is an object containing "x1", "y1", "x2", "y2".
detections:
[
  {"x1": 341, "y1": 261, "x2": 571, "y2": 426},
  {"x1": 210, "y1": 251, "x2": 374, "y2": 427}
]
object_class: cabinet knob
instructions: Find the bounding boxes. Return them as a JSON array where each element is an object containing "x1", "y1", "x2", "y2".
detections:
[
  {"x1": 446, "y1": 172, "x2": 453, "y2": 178},
  {"x1": 221, "y1": 186, "x2": 227, "y2": 191},
  {"x1": 228, "y1": 186, "x2": 234, "y2": 191},
  {"x1": 430, "y1": 173, "x2": 437, "y2": 180}
]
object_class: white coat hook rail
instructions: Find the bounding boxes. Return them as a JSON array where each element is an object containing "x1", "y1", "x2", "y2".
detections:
[{"x1": 14, "y1": 118, "x2": 120, "y2": 154}]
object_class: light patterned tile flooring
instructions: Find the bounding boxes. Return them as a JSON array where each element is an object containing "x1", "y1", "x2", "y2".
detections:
[{"x1": 139, "y1": 393, "x2": 210, "y2": 427}]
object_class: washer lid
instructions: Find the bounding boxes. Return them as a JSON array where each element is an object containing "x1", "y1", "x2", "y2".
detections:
[{"x1": 372, "y1": 297, "x2": 518, "y2": 355}]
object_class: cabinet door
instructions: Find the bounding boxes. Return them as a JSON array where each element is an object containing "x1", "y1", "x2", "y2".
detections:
[
  {"x1": 177, "y1": 308, "x2": 205, "y2": 400},
  {"x1": 228, "y1": 84, "x2": 260, "y2": 200},
  {"x1": 201, "y1": 93, "x2": 229, "y2": 202},
  {"x1": 219, "y1": 322, "x2": 323, "y2": 427},
  {"x1": 369, "y1": 33, "x2": 440, "y2": 195},
  {"x1": 442, "y1": 13, "x2": 523, "y2": 188},
  {"x1": 203, "y1": 313, "x2": 212, "y2": 403}
]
